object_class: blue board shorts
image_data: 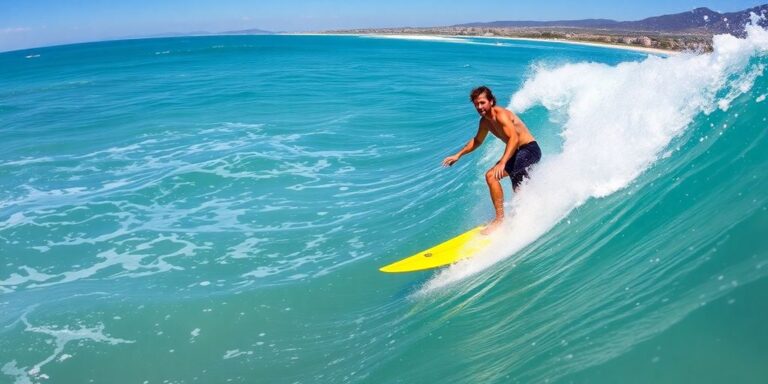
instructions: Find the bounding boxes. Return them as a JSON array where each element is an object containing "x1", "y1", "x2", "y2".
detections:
[{"x1": 500, "y1": 141, "x2": 542, "y2": 190}]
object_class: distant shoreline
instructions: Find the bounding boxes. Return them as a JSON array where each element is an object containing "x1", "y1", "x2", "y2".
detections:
[
  {"x1": 287, "y1": 32, "x2": 680, "y2": 56},
  {"x1": 478, "y1": 35, "x2": 679, "y2": 56}
]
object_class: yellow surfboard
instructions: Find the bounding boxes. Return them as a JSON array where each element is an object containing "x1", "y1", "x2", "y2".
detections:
[{"x1": 379, "y1": 226, "x2": 492, "y2": 273}]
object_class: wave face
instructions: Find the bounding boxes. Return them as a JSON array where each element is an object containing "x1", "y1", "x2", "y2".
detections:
[{"x1": 0, "y1": 30, "x2": 766, "y2": 383}]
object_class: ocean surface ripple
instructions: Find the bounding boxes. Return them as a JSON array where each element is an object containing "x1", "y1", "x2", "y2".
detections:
[{"x1": 1, "y1": 28, "x2": 767, "y2": 383}]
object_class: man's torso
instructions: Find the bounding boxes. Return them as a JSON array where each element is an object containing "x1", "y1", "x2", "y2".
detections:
[{"x1": 482, "y1": 107, "x2": 536, "y2": 147}]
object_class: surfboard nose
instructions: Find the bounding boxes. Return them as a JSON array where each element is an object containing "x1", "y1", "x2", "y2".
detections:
[{"x1": 379, "y1": 226, "x2": 490, "y2": 273}]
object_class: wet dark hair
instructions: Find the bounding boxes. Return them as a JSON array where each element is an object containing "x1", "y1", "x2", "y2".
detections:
[{"x1": 470, "y1": 86, "x2": 496, "y2": 106}]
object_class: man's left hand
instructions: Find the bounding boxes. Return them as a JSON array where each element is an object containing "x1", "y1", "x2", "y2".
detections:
[{"x1": 492, "y1": 163, "x2": 506, "y2": 180}]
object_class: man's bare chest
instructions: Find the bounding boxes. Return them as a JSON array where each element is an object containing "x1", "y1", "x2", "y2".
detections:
[{"x1": 484, "y1": 119, "x2": 512, "y2": 140}]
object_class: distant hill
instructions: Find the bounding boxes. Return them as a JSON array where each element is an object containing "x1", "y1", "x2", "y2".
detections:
[
  {"x1": 218, "y1": 28, "x2": 273, "y2": 35},
  {"x1": 453, "y1": 4, "x2": 768, "y2": 35}
]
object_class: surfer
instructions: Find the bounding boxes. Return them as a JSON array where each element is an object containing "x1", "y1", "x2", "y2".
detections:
[{"x1": 442, "y1": 86, "x2": 541, "y2": 234}]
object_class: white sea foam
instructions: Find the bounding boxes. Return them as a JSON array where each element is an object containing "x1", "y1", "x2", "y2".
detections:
[
  {"x1": 1, "y1": 361, "x2": 32, "y2": 384},
  {"x1": 424, "y1": 17, "x2": 768, "y2": 290},
  {"x1": 0, "y1": 234, "x2": 204, "y2": 291},
  {"x1": 223, "y1": 349, "x2": 252, "y2": 359},
  {"x1": 242, "y1": 266, "x2": 280, "y2": 278},
  {"x1": 0, "y1": 156, "x2": 54, "y2": 167},
  {"x1": 220, "y1": 122, "x2": 265, "y2": 130},
  {"x1": 190, "y1": 328, "x2": 201, "y2": 342},
  {"x1": 0, "y1": 212, "x2": 26, "y2": 230},
  {"x1": 304, "y1": 234, "x2": 328, "y2": 249},
  {"x1": 0, "y1": 267, "x2": 57, "y2": 293},
  {"x1": 1, "y1": 312, "x2": 134, "y2": 383}
]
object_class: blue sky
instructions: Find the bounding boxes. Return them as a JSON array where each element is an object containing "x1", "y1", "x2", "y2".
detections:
[{"x1": 0, "y1": 0, "x2": 765, "y2": 52}]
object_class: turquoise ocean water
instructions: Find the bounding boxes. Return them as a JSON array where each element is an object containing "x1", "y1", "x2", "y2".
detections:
[{"x1": 1, "y1": 28, "x2": 767, "y2": 383}]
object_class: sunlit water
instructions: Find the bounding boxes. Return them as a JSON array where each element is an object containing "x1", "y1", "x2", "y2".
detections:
[{"x1": 1, "y1": 29, "x2": 767, "y2": 383}]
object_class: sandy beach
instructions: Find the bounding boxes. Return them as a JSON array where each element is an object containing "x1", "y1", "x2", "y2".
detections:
[
  {"x1": 482, "y1": 35, "x2": 679, "y2": 56},
  {"x1": 290, "y1": 32, "x2": 679, "y2": 56}
]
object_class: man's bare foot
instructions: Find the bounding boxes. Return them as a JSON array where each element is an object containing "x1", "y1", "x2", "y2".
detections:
[{"x1": 481, "y1": 219, "x2": 503, "y2": 235}]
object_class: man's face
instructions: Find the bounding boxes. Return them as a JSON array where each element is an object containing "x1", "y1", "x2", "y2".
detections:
[{"x1": 473, "y1": 94, "x2": 493, "y2": 117}]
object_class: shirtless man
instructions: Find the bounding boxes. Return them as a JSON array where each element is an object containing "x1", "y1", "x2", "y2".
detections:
[{"x1": 442, "y1": 86, "x2": 541, "y2": 234}]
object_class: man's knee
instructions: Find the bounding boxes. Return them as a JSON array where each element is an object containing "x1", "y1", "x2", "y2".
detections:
[{"x1": 486, "y1": 170, "x2": 507, "y2": 184}]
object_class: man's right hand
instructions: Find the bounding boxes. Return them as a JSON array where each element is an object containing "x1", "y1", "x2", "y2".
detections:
[{"x1": 442, "y1": 154, "x2": 460, "y2": 167}]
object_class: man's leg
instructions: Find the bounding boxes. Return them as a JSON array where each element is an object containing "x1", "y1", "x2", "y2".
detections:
[{"x1": 483, "y1": 167, "x2": 509, "y2": 234}]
